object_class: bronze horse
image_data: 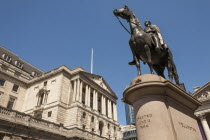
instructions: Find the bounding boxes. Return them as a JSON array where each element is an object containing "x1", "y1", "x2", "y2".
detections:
[{"x1": 113, "y1": 6, "x2": 179, "y2": 84}]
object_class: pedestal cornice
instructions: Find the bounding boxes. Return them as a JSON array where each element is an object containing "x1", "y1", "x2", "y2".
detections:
[{"x1": 122, "y1": 74, "x2": 201, "y2": 111}]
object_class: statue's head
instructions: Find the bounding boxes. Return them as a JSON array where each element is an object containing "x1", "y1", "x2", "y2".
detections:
[
  {"x1": 144, "y1": 21, "x2": 151, "y2": 27},
  {"x1": 113, "y1": 6, "x2": 132, "y2": 20}
]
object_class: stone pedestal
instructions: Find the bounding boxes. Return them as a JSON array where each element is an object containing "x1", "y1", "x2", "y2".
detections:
[{"x1": 122, "y1": 74, "x2": 202, "y2": 140}]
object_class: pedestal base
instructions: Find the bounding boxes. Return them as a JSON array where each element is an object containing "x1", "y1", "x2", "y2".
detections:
[{"x1": 122, "y1": 74, "x2": 202, "y2": 140}]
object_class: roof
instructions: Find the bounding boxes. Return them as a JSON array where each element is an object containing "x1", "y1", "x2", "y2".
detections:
[
  {"x1": 193, "y1": 81, "x2": 210, "y2": 96},
  {"x1": 81, "y1": 71, "x2": 118, "y2": 99},
  {"x1": 0, "y1": 46, "x2": 43, "y2": 75}
]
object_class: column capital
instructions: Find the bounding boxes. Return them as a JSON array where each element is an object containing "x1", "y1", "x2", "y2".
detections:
[{"x1": 195, "y1": 113, "x2": 207, "y2": 120}]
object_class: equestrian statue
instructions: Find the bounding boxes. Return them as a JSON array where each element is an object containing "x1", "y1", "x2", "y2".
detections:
[{"x1": 113, "y1": 6, "x2": 179, "y2": 84}]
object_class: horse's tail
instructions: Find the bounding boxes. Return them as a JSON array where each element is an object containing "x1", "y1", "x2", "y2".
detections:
[
  {"x1": 168, "y1": 48, "x2": 180, "y2": 84},
  {"x1": 171, "y1": 59, "x2": 179, "y2": 84}
]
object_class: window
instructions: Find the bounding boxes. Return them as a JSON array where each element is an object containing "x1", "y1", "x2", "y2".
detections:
[
  {"x1": 108, "y1": 123, "x2": 110, "y2": 129},
  {"x1": 0, "y1": 79, "x2": 5, "y2": 86},
  {"x1": 82, "y1": 112, "x2": 86, "y2": 119},
  {"x1": 37, "y1": 89, "x2": 48, "y2": 107},
  {"x1": 48, "y1": 111, "x2": 52, "y2": 117},
  {"x1": 12, "y1": 84, "x2": 19, "y2": 92},
  {"x1": 92, "y1": 128, "x2": 94, "y2": 133},
  {"x1": 14, "y1": 61, "x2": 24, "y2": 69},
  {"x1": 91, "y1": 116, "x2": 94, "y2": 122},
  {"x1": 99, "y1": 121, "x2": 104, "y2": 136},
  {"x1": 90, "y1": 91, "x2": 93, "y2": 109},
  {"x1": 98, "y1": 94, "x2": 102, "y2": 113},
  {"x1": 82, "y1": 87, "x2": 86, "y2": 105},
  {"x1": 2, "y1": 54, "x2": 11, "y2": 63},
  {"x1": 31, "y1": 71, "x2": 38, "y2": 77},
  {"x1": 111, "y1": 102, "x2": 114, "y2": 119},
  {"x1": 7, "y1": 96, "x2": 16, "y2": 109},
  {"x1": 83, "y1": 125, "x2": 86, "y2": 130},
  {"x1": 37, "y1": 92, "x2": 44, "y2": 106},
  {"x1": 44, "y1": 81, "x2": 47, "y2": 86},
  {"x1": 34, "y1": 111, "x2": 43, "y2": 119}
]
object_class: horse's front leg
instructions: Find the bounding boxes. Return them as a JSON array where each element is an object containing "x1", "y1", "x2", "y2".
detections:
[
  {"x1": 134, "y1": 55, "x2": 141, "y2": 75},
  {"x1": 144, "y1": 44, "x2": 152, "y2": 64},
  {"x1": 129, "y1": 40, "x2": 141, "y2": 75}
]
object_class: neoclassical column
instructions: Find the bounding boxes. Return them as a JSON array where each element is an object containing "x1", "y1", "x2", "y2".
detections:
[
  {"x1": 101, "y1": 96, "x2": 105, "y2": 115},
  {"x1": 85, "y1": 85, "x2": 89, "y2": 106},
  {"x1": 199, "y1": 114, "x2": 210, "y2": 140},
  {"x1": 95, "y1": 91, "x2": 98, "y2": 111},
  {"x1": 87, "y1": 86, "x2": 91, "y2": 107},
  {"x1": 72, "y1": 80, "x2": 77, "y2": 102},
  {"x1": 103, "y1": 96, "x2": 106, "y2": 115},
  {"x1": 104, "y1": 97, "x2": 107, "y2": 116},
  {"x1": 93, "y1": 89, "x2": 96, "y2": 110},
  {"x1": 110, "y1": 101, "x2": 113, "y2": 119},
  {"x1": 76, "y1": 79, "x2": 80, "y2": 101},
  {"x1": 79, "y1": 81, "x2": 83, "y2": 103},
  {"x1": 108, "y1": 100, "x2": 111, "y2": 118},
  {"x1": 113, "y1": 103, "x2": 117, "y2": 121},
  {"x1": 114, "y1": 103, "x2": 118, "y2": 121}
]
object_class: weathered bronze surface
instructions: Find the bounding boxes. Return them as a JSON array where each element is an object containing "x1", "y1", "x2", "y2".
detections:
[{"x1": 113, "y1": 6, "x2": 179, "y2": 84}]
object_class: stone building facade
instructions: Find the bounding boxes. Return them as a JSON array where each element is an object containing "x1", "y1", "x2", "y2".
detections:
[
  {"x1": 0, "y1": 46, "x2": 120, "y2": 140},
  {"x1": 120, "y1": 125, "x2": 137, "y2": 140},
  {"x1": 193, "y1": 82, "x2": 210, "y2": 140}
]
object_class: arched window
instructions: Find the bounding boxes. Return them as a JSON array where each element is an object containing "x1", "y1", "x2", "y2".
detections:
[{"x1": 99, "y1": 121, "x2": 104, "y2": 136}]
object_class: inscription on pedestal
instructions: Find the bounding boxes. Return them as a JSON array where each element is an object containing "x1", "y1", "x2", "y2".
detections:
[
  {"x1": 178, "y1": 122, "x2": 196, "y2": 132},
  {"x1": 136, "y1": 114, "x2": 152, "y2": 128}
]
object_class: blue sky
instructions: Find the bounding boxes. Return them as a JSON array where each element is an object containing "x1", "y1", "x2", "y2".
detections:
[{"x1": 0, "y1": 0, "x2": 210, "y2": 125}]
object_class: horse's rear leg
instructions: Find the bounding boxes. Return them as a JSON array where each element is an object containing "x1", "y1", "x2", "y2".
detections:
[{"x1": 148, "y1": 63, "x2": 154, "y2": 74}]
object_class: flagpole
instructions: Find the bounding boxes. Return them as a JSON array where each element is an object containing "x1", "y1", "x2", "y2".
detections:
[{"x1": 91, "y1": 48, "x2": 93, "y2": 74}]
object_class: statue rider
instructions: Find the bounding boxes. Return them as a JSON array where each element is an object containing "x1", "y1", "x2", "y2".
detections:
[
  {"x1": 129, "y1": 20, "x2": 168, "y2": 65},
  {"x1": 144, "y1": 20, "x2": 168, "y2": 51}
]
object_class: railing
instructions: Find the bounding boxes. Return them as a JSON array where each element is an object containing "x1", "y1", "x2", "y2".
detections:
[
  {"x1": 0, "y1": 106, "x2": 67, "y2": 133},
  {"x1": 0, "y1": 106, "x2": 110, "y2": 140}
]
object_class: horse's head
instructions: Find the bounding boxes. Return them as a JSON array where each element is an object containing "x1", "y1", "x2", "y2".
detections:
[{"x1": 113, "y1": 6, "x2": 133, "y2": 21}]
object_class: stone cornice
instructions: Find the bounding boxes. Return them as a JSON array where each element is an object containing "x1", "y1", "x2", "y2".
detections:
[
  {"x1": 0, "y1": 69, "x2": 28, "y2": 86},
  {"x1": 123, "y1": 74, "x2": 201, "y2": 111}
]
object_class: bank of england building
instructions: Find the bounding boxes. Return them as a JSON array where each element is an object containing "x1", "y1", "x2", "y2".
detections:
[{"x1": 0, "y1": 46, "x2": 120, "y2": 140}]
